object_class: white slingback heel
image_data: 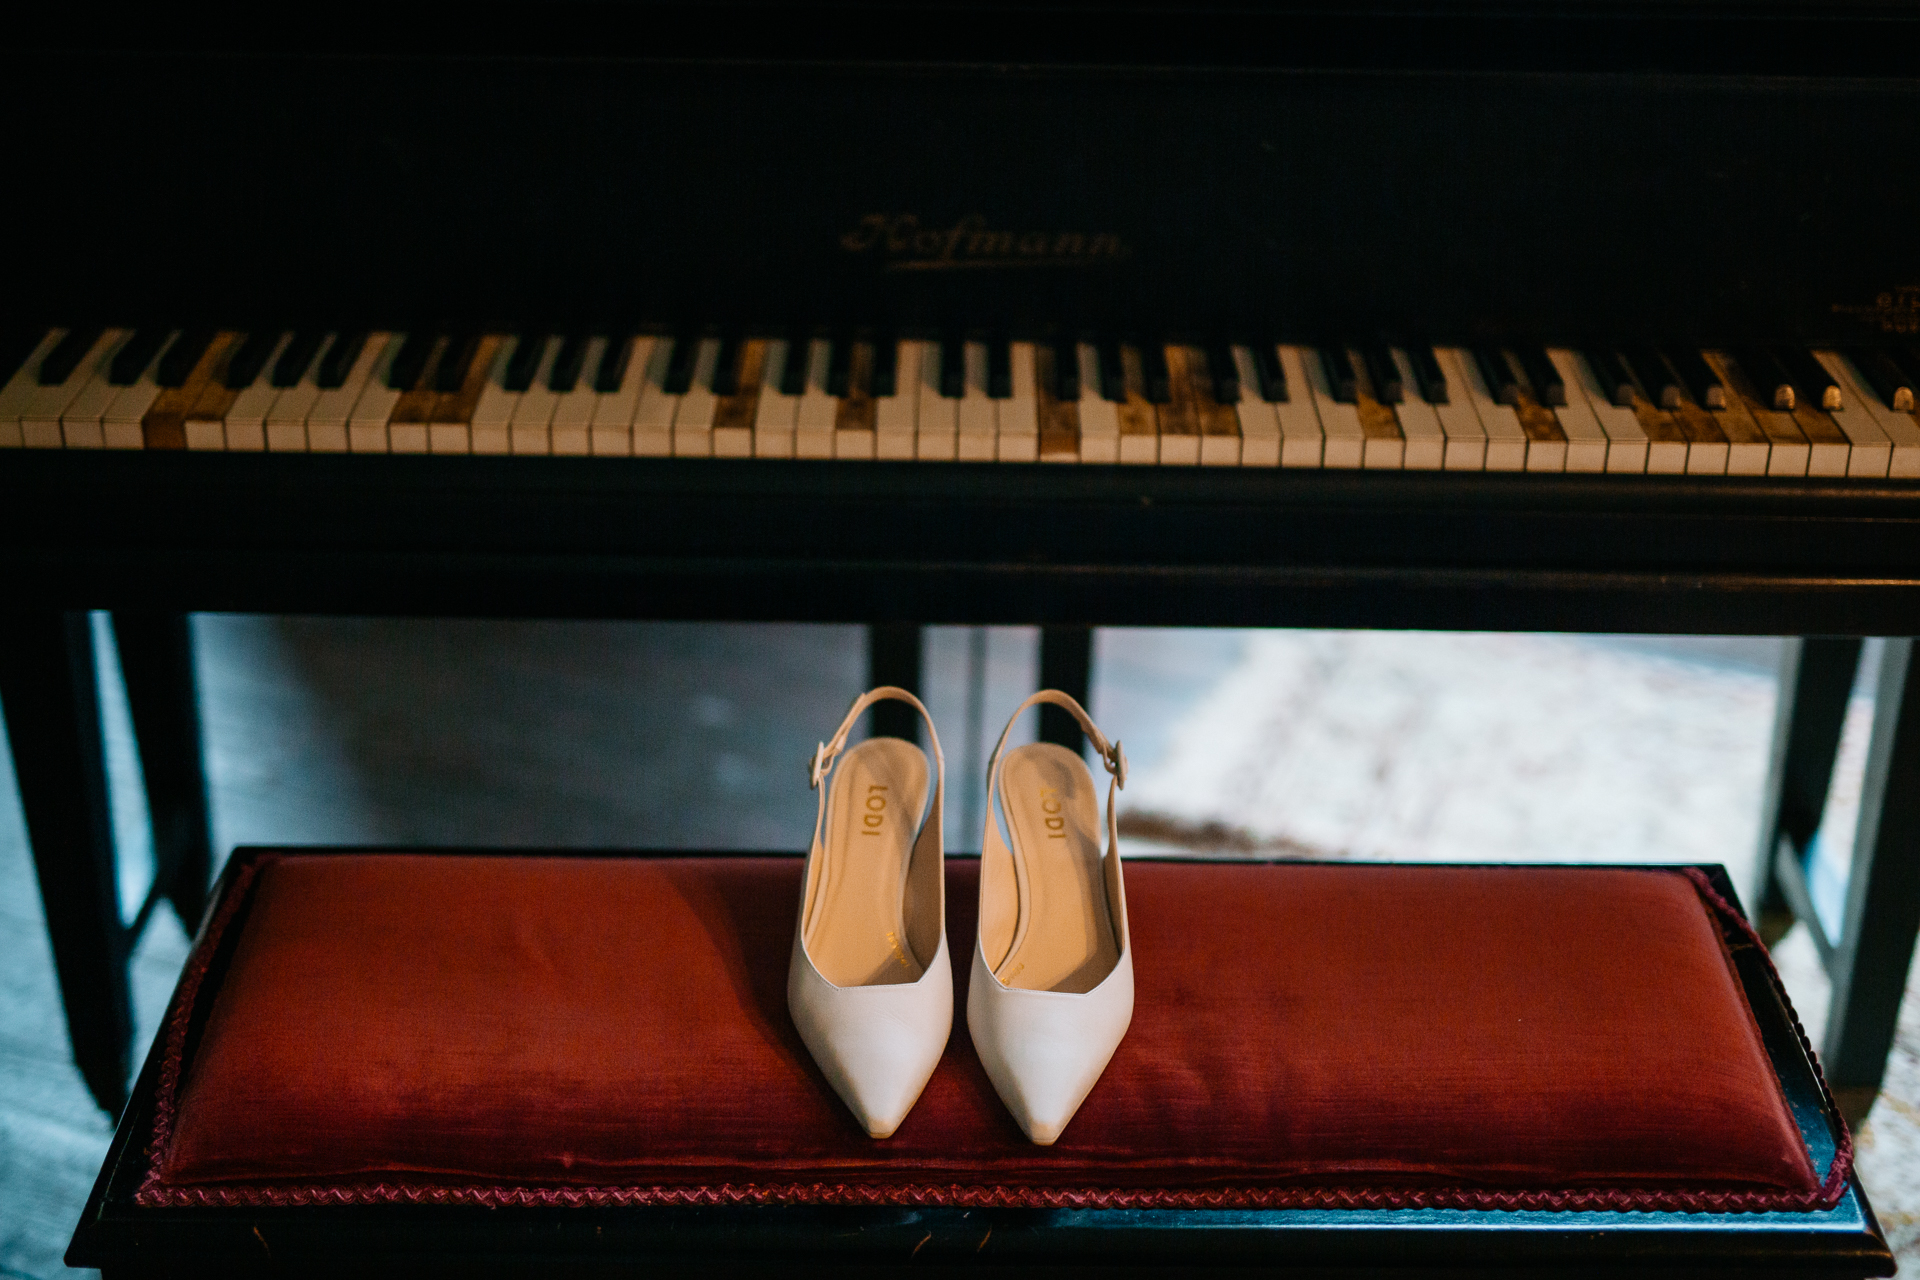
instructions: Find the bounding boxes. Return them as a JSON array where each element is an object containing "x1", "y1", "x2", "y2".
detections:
[
  {"x1": 968, "y1": 690, "x2": 1132, "y2": 1146},
  {"x1": 788, "y1": 686, "x2": 951, "y2": 1139}
]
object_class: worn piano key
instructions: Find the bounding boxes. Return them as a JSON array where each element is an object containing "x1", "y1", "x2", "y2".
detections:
[
  {"x1": 1846, "y1": 348, "x2": 1914, "y2": 412},
  {"x1": 1199, "y1": 342, "x2": 1239, "y2": 406},
  {"x1": 425, "y1": 334, "x2": 502, "y2": 455},
  {"x1": 21, "y1": 329, "x2": 114, "y2": 448},
  {"x1": 1734, "y1": 348, "x2": 1796, "y2": 410},
  {"x1": 184, "y1": 333, "x2": 251, "y2": 449},
  {"x1": 987, "y1": 337, "x2": 1013, "y2": 401},
  {"x1": 1138, "y1": 340, "x2": 1173, "y2": 405},
  {"x1": 1229, "y1": 346, "x2": 1281, "y2": 466},
  {"x1": 316, "y1": 331, "x2": 370, "y2": 391},
  {"x1": 153, "y1": 329, "x2": 215, "y2": 389},
  {"x1": 346, "y1": 334, "x2": 409, "y2": 452},
  {"x1": 1541, "y1": 349, "x2": 1607, "y2": 471},
  {"x1": 825, "y1": 334, "x2": 853, "y2": 400},
  {"x1": 1251, "y1": 341, "x2": 1288, "y2": 403},
  {"x1": 1360, "y1": 343, "x2": 1403, "y2": 404},
  {"x1": 306, "y1": 332, "x2": 385, "y2": 451},
  {"x1": 753, "y1": 338, "x2": 799, "y2": 459},
  {"x1": 1317, "y1": 345, "x2": 1360, "y2": 404},
  {"x1": 1096, "y1": 338, "x2": 1126, "y2": 403},
  {"x1": 54, "y1": 329, "x2": 133, "y2": 448},
  {"x1": 1035, "y1": 343, "x2": 1080, "y2": 463},
  {"x1": 957, "y1": 341, "x2": 997, "y2": 460},
  {"x1": 999, "y1": 342, "x2": 1040, "y2": 462},
  {"x1": 1790, "y1": 396, "x2": 1853, "y2": 476},
  {"x1": 388, "y1": 335, "x2": 451, "y2": 453},
  {"x1": 1156, "y1": 346, "x2": 1202, "y2": 465},
  {"x1": 633, "y1": 338, "x2": 681, "y2": 456},
  {"x1": 1620, "y1": 379, "x2": 1689, "y2": 474},
  {"x1": 1077, "y1": 344, "x2": 1119, "y2": 463},
  {"x1": 1619, "y1": 347, "x2": 1679, "y2": 410},
  {"x1": 1827, "y1": 351, "x2": 1920, "y2": 477},
  {"x1": 1193, "y1": 358, "x2": 1241, "y2": 468},
  {"x1": 1779, "y1": 347, "x2": 1842, "y2": 410},
  {"x1": 1580, "y1": 348, "x2": 1636, "y2": 408},
  {"x1": 1114, "y1": 345, "x2": 1159, "y2": 464},
  {"x1": 143, "y1": 331, "x2": 234, "y2": 449},
  {"x1": 1471, "y1": 346, "x2": 1521, "y2": 408},
  {"x1": 1432, "y1": 350, "x2": 1488, "y2": 470},
  {"x1": 551, "y1": 335, "x2": 606, "y2": 455},
  {"x1": 795, "y1": 339, "x2": 837, "y2": 459},
  {"x1": 0, "y1": 330, "x2": 66, "y2": 447},
  {"x1": 468, "y1": 339, "x2": 522, "y2": 455},
  {"x1": 1665, "y1": 348, "x2": 1727, "y2": 410},
  {"x1": 1559, "y1": 348, "x2": 1646, "y2": 473},
  {"x1": 1275, "y1": 346, "x2": 1326, "y2": 467},
  {"x1": 1708, "y1": 351, "x2": 1807, "y2": 476},
  {"x1": 917, "y1": 340, "x2": 957, "y2": 460},
  {"x1": 1512, "y1": 384, "x2": 1568, "y2": 473},
  {"x1": 875, "y1": 339, "x2": 917, "y2": 459},
  {"x1": 662, "y1": 331, "x2": 701, "y2": 397},
  {"x1": 1810, "y1": 350, "x2": 1890, "y2": 477},
  {"x1": 1452, "y1": 346, "x2": 1527, "y2": 469},
  {"x1": 671, "y1": 339, "x2": 722, "y2": 457},
  {"x1": 1694, "y1": 358, "x2": 1769, "y2": 475},
  {"x1": 713, "y1": 338, "x2": 764, "y2": 458},
  {"x1": 1385, "y1": 349, "x2": 1444, "y2": 469},
  {"x1": 586, "y1": 335, "x2": 648, "y2": 456},
  {"x1": 833, "y1": 343, "x2": 877, "y2": 460},
  {"x1": 386, "y1": 331, "x2": 435, "y2": 392},
  {"x1": 109, "y1": 329, "x2": 167, "y2": 386},
  {"x1": 1515, "y1": 346, "x2": 1566, "y2": 407},
  {"x1": 870, "y1": 334, "x2": 900, "y2": 400},
  {"x1": 1353, "y1": 369, "x2": 1405, "y2": 470},
  {"x1": 272, "y1": 331, "x2": 324, "y2": 388},
  {"x1": 265, "y1": 335, "x2": 328, "y2": 453},
  {"x1": 1668, "y1": 396, "x2": 1729, "y2": 476},
  {"x1": 1303, "y1": 343, "x2": 1365, "y2": 468},
  {"x1": 939, "y1": 335, "x2": 966, "y2": 400}
]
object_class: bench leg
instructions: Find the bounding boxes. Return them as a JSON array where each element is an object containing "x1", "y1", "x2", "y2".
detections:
[
  {"x1": 1038, "y1": 625, "x2": 1093, "y2": 754},
  {"x1": 867, "y1": 624, "x2": 924, "y2": 743},
  {"x1": 1823, "y1": 637, "x2": 1920, "y2": 1127},
  {"x1": 111, "y1": 613, "x2": 214, "y2": 932},
  {"x1": 1750, "y1": 638, "x2": 1863, "y2": 938},
  {"x1": 0, "y1": 610, "x2": 131, "y2": 1116}
]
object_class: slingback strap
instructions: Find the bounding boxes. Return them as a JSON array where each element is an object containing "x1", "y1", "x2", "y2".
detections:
[
  {"x1": 809, "y1": 686, "x2": 944, "y2": 791},
  {"x1": 984, "y1": 688, "x2": 1126, "y2": 864},
  {"x1": 806, "y1": 689, "x2": 946, "y2": 929}
]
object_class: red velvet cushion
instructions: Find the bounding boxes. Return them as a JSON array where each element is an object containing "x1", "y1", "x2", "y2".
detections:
[{"x1": 139, "y1": 854, "x2": 1833, "y2": 1211}]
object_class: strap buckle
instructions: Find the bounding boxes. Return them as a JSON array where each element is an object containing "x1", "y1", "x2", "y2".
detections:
[
  {"x1": 808, "y1": 742, "x2": 834, "y2": 789},
  {"x1": 1102, "y1": 739, "x2": 1128, "y2": 789}
]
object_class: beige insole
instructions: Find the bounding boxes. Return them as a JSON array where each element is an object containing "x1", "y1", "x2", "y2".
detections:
[
  {"x1": 994, "y1": 743, "x2": 1119, "y2": 994},
  {"x1": 806, "y1": 737, "x2": 929, "y2": 987}
]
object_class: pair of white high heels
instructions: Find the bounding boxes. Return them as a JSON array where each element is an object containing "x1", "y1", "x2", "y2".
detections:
[{"x1": 787, "y1": 686, "x2": 1132, "y2": 1145}]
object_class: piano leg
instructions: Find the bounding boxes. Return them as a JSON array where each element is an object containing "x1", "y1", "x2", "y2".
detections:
[
  {"x1": 1038, "y1": 626, "x2": 1094, "y2": 754},
  {"x1": 0, "y1": 611, "x2": 131, "y2": 1115},
  {"x1": 1750, "y1": 638, "x2": 1862, "y2": 940},
  {"x1": 866, "y1": 624, "x2": 924, "y2": 744},
  {"x1": 111, "y1": 613, "x2": 214, "y2": 932}
]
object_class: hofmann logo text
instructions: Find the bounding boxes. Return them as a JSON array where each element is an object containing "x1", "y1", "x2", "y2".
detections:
[{"x1": 839, "y1": 214, "x2": 1130, "y2": 270}]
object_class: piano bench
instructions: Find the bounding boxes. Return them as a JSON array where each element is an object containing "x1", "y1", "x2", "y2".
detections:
[{"x1": 70, "y1": 850, "x2": 1890, "y2": 1278}]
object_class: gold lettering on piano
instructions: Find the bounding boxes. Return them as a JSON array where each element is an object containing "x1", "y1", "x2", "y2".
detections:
[
  {"x1": 839, "y1": 214, "x2": 1129, "y2": 270},
  {"x1": 1832, "y1": 287, "x2": 1920, "y2": 335}
]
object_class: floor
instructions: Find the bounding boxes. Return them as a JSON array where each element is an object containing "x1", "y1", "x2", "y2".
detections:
[{"x1": 1, "y1": 619, "x2": 1915, "y2": 1277}]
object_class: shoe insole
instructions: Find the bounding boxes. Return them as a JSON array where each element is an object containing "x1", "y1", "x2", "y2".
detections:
[
  {"x1": 994, "y1": 742, "x2": 1120, "y2": 995},
  {"x1": 806, "y1": 737, "x2": 929, "y2": 987}
]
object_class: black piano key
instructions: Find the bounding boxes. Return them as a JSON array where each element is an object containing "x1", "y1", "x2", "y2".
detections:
[
  {"x1": 1408, "y1": 344, "x2": 1448, "y2": 404},
  {"x1": 316, "y1": 331, "x2": 369, "y2": 389},
  {"x1": 987, "y1": 337, "x2": 1013, "y2": 399},
  {"x1": 1849, "y1": 348, "x2": 1915, "y2": 412},
  {"x1": 219, "y1": 330, "x2": 278, "y2": 390},
  {"x1": 825, "y1": 335, "x2": 853, "y2": 398},
  {"x1": 593, "y1": 334, "x2": 633, "y2": 393},
  {"x1": 1205, "y1": 342, "x2": 1240, "y2": 404},
  {"x1": 155, "y1": 329, "x2": 215, "y2": 388},
  {"x1": 271, "y1": 331, "x2": 324, "y2": 388},
  {"x1": 434, "y1": 333, "x2": 480, "y2": 393},
  {"x1": 1778, "y1": 346, "x2": 1841, "y2": 410},
  {"x1": 1581, "y1": 349, "x2": 1635, "y2": 407},
  {"x1": 386, "y1": 331, "x2": 436, "y2": 391},
  {"x1": 1471, "y1": 346, "x2": 1519, "y2": 406},
  {"x1": 1051, "y1": 337, "x2": 1079, "y2": 401},
  {"x1": 870, "y1": 335, "x2": 899, "y2": 398},
  {"x1": 0, "y1": 328, "x2": 44, "y2": 384},
  {"x1": 1139, "y1": 340, "x2": 1172, "y2": 404},
  {"x1": 1318, "y1": 345, "x2": 1359, "y2": 403},
  {"x1": 710, "y1": 334, "x2": 743, "y2": 396},
  {"x1": 1515, "y1": 345, "x2": 1566, "y2": 406},
  {"x1": 662, "y1": 331, "x2": 700, "y2": 396},
  {"x1": 502, "y1": 333, "x2": 544, "y2": 393},
  {"x1": 1665, "y1": 347, "x2": 1726, "y2": 409},
  {"x1": 1622, "y1": 346, "x2": 1681, "y2": 408},
  {"x1": 779, "y1": 331, "x2": 810, "y2": 396},
  {"x1": 549, "y1": 333, "x2": 590, "y2": 393},
  {"x1": 109, "y1": 328, "x2": 166, "y2": 385},
  {"x1": 939, "y1": 335, "x2": 966, "y2": 399},
  {"x1": 1359, "y1": 343, "x2": 1402, "y2": 403},
  {"x1": 39, "y1": 326, "x2": 104, "y2": 385},
  {"x1": 1097, "y1": 339, "x2": 1126, "y2": 402},
  {"x1": 1252, "y1": 342, "x2": 1288, "y2": 403},
  {"x1": 1733, "y1": 349, "x2": 1796, "y2": 410}
]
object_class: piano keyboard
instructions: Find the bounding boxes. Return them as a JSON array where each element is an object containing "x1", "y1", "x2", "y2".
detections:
[{"x1": 4, "y1": 327, "x2": 1918, "y2": 479}]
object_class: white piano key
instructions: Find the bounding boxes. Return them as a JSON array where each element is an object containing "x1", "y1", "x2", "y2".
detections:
[
  {"x1": 1389, "y1": 348, "x2": 1445, "y2": 470},
  {"x1": 753, "y1": 339, "x2": 797, "y2": 458},
  {"x1": 1299, "y1": 345, "x2": 1363, "y2": 469},
  {"x1": 1828, "y1": 350, "x2": 1920, "y2": 477},
  {"x1": 545, "y1": 336, "x2": 604, "y2": 457},
  {"x1": 1447, "y1": 346, "x2": 1526, "y2": 471},
  {"x1": 1815, "y1": 350, "x2": 1897, "y2": 478},
  {"x1": 673, "y1": 339, "x2": 722, "y2": 457},
  {"x1": 794, "y1": 340, "x2": 836, "y2": 460},
  {"x1": 588, "y1": 336, "x2": 649, "y2": 456},
  {"x1": 348, "y1": 334, "x2": 408, "y2": 453},
  {"x1": 102, "y1": 331, "x2": 175, "y2": 450},
  {"x1": 19, "y1": 329, "x2": 115, "y2": 447},
  {"x1": 507, "y1": 338, "x2": 561, "y2": 456},
  {"x1": 917, "y1": 342, "x2": 957, "y2": 460},
  {"x1": 957, "y1": 342, "x2": 996, "y2": 461},
  {"x1": 1700, "y1": 352, "x2": 1804, "y2": 478},
  {"x1": 999, "y1": 342, "x2": 1040, "y2": 462},
  {"x1": 220, "y1": 331, "x2": 291, "y2": 452},
  {"x1": 467, "y1": 340, "x2": 520, "y2": 455},
  {"x1": 1275, "y1": 346, "x2": 1325, "y2": 468},
  {"x1": 308, "y1": 333, "x2": 387, "y2": 453},
  {"x1": 1706, "y1": 389, "x2": 1770, "y2": 476},
  {"x1": 1427, "y1": 349, "x2": 1487, "y2": 471},
  {"x1": 56, "y1": 330, "x2": 134, "y2": 449},
  {"x1": 266, "y1": 342, "x2": 327, "y2": 453},
  {"x1": 633, "y1": 338, "x2": 680, "y2": 456},
  {"x1": 1231, "y1": 346, "x2": 1281, "y2": 467},
  {"x1": 1077, "y1": 344, "x2": 1119, "y2": 464},
  {"x1": 1562, "y1": 350, "x2": 1648, "y2": 474},
  {"x1": 0, "y1": 330, "x2": 67, "y2": 446},
  {"x1": 875, "y1": 339, "x2": 918, "y2": 459},
  {"x1": 1543, "y1": 349, "x2": 1609, "y2": 473}
]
